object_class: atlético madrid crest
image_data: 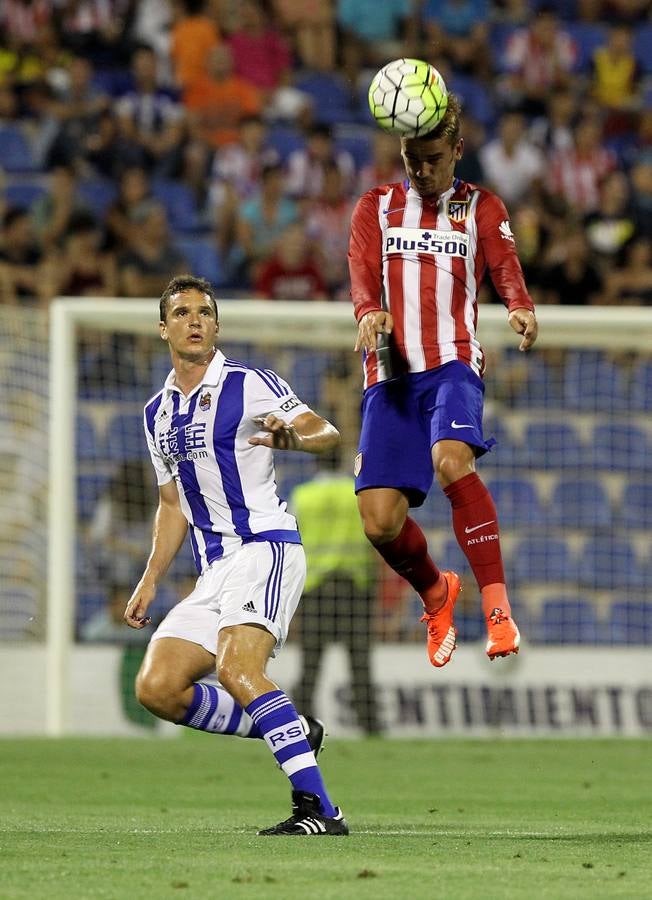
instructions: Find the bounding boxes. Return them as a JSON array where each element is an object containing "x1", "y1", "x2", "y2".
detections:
[
  {"x1": 199, "y1": 391, "x2": 212, "y2": 411},
  {"x1": 354, "y1": 452, "x2": 363, "y2": 477},
  {"x1": 447, "y1": 200, "x2": 469, "y2": 222}
]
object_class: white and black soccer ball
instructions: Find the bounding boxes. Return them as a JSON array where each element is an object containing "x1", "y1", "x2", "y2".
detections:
[{"x1": 368, "y1": 58, "x2": 449, "y2": 138}]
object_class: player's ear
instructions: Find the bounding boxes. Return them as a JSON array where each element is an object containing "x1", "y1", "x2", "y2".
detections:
[
  {"x1": 455, "y1": 137, "x2": 464, "y2": 161},
  {"x1": 160, "y1": 321, "x2": 168, "y2": 341}
]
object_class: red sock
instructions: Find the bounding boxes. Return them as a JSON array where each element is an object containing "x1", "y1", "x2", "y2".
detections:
[
  {"x1": 443, "y1": 473, "x2": 510, "y2": 614},
  {"x1": 375, "y1": 517, "x2": 446, "y2": 613}
]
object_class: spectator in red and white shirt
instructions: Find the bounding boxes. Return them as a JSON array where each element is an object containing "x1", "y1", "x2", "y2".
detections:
[
  {"x1": 503, "y1": 7, "x2": 577, "y2": 117},
  {"x1": 348, "y1": 93, "x2": 537, "y2": 672},
  {"x1": 547, "y1": 116, "x2": 617, "y2": 214}
]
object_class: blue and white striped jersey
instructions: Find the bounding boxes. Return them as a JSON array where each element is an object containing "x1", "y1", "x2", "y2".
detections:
[{"x1": 144, "y1": 350, "x2": 310, "y2": 573}]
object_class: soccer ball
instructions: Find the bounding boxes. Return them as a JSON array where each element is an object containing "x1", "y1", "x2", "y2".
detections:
[{"x1": 368, "y1": 58, "x2": 448, "y2": 138}]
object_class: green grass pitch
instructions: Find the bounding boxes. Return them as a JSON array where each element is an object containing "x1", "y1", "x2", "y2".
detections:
[{"x1": 1, "y1": 736, "x2": 650, "y2": 899}]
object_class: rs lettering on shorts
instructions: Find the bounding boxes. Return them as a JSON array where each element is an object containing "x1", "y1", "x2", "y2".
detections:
[
  {"x1": 384, "y1": 227, "x2": 470, "y2": 258},
  {"x1": 267, "y1": 724, "x2": 304, "y2": 747}
]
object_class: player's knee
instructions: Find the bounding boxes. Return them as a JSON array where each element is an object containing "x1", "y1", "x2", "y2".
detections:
[
  {"x1": 215, "y1": 658, "x2": 249, "y2": 704},
  {"x1": 135, "y1": 669, "x2": 179, "y2": 720},
  {"x1": 434, "y1": 452, "x2": 475, "y2": 488},
  {"x1": 360, "y1": 509, "x2": 403, "y2": 545}
]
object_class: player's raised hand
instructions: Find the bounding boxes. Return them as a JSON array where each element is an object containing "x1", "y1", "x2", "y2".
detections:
[
  {"x1": 249, "y1": 414, "x2": 302, "y2": 451},
  {"x1": 124, "y1": 581, "x2": 155, "y2": 629},
  {"x1": 354, "y1": 310, "x2": 394, "y2": 353},
  {"x1": 508, "y1": 308, "x2": 538, "y2": 352}
]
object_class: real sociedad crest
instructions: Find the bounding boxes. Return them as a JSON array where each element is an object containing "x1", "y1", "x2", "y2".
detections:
[
  {"x1": 447, "y1": 200, "x2": 469, "y2": 222},
  {"x1": 199, "y1": 391, "x2": 212, "y2": 411}
]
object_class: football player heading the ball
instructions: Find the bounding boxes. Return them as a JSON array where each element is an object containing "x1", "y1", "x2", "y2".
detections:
[{"x1": 350, "y1": 66, "x2": 538, "y2": 668}]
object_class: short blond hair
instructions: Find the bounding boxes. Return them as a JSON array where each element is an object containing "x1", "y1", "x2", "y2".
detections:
[{"x1": 402, "y1": 92, "x2": 462, "y2": 147}]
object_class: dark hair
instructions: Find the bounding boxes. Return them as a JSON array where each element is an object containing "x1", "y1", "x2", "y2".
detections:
[
  {"x1": 159, "y1": 274, "x2": 218, "y2": 321},
  {"x1": 404, "y1": 92, "x2": 463, "y2": 147},
  {"x1": 2, "y1": 207, "x2": 29, "y2": 229}
]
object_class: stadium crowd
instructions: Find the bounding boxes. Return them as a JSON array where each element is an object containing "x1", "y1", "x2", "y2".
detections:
[{"x1": 0, "y1": 0, "x2": 650, "y2": 307}]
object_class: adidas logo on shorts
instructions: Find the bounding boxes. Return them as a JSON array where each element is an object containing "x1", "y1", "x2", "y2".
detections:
[{"x1": 242, "y1": 600, "x2": 256, "y2": 613}]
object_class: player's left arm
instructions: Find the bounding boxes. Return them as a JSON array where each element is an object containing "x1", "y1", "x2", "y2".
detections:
[
  {"x1": 246, "y1": 370, "x2": 340, "y2": 453},
  {"x1": 249, "y1": 410, "x2": 340, "y2": 453},
  {"x1": 477, "y1": 192, "x2": 538, "y2": 352}
]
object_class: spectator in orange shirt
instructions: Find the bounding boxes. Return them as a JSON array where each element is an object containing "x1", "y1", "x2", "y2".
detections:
[
  {"x1": 170, "y1": 0, "x2": 221, "y2": 89},
  {"x1": 183, "y1": 44, "x2": 262, "y2": 148}
]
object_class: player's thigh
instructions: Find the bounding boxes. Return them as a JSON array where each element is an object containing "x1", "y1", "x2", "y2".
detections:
[
  {"x1": 356, "y1": 378, "x2": 433, "y2": 504},
  {"x1": 215, "y1": 623, "x2": 277, "y2": 679},
  {"x1": 427, "y1": 361, "x2": 494, "y2": 457},
  {"x1": 357, "y1": 486, "x2": 409, "y2": 535},
  {"x1": 217, "y1": 542, "x2": 306, "y2": 657},
  {"x1": 138, "y1": 636, "x2": 216, "y2": 693}
]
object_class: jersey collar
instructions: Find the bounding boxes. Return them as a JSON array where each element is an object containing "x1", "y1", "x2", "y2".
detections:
[{"x1": 163, "y1": 347, "x2": 226, "y2": 398}]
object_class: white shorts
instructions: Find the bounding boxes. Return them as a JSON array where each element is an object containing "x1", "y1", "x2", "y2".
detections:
[{"x1": 150, "y1": 541, "x2": 306, "y2": 657}]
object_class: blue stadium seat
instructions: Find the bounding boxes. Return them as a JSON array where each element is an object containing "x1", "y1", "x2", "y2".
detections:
[
  {"x1": 174, "y1": 237, "x2": 224, "y2": 285},
  {"x1": 485, "y1": 477, "x2": 545, "y2": 527},
  {"x1": 267, "y1": 125, "x2": 305, "y2": 163},
  {"x1": 538, "y1": 596, "x2": 600, "y2": 644},
  {"x1": 634, "y1": 24, "x2": 652, "y2": 73},
  {"x1": 441, "y1": 538, "x2": 471, "y2": 577},
  {"x1": 629, "y1": 360, "x2": 652, "y2": 411},
  {"x1": 504, "y1": 351, "x2": 564, "y2": 410},
  {"x1": 152, "y1": 179, "x2": 199, "y2": 233},
  {"x1": 103, "y1": 413, "x2": 147, "y2": 462},
  {"x1": 578, "y1": 535, "x2": 645, "y2": 590},
  {"x1": 333, "y1": 124, "x2": 374, "y2": 170},
  {"x1": 77, "y1": 472, "x2": 109, "y2": 522},
  {"x1": 563, "y1": 351, "x2": 628, "y2": 413},
  {"x1": 591, "y1": 423, "x2": 651, "y2": 473},
  {"x1": 294, "y1": 72, "x2": 357, "y2": 124},
  {"x1": 620, "y1": 480, "x2": 652, "y2": 530},
  {"x1": 76, "y1": 413, "x2": 100, "y2": 461},
  {"x1": 411, "y1": 495, "x2": 451, "y2": 529},
  {"x1": 448, "y1": 73, "x2": 495, "y2": 127},
  {"x1": 479, "y1": 415, "x2": 520, "y2": 469},
  {"x1": 511, "y1": 536, "x2": 579, "y2": 585},
  {"x1": 76, "y1": 179, "x2": 117, "y2": 218},
  {"x1": 608, "y1": 601, "x2": 652, "y2": 644},
  {"x1": 0, "y1": 125, "x2": 37, "y2": 172},
  {"x1": 565, "y1": 22, "x2": 607, "y2": 72},
  {"x1": 522, "y1": 421, "x2": 584, "y2": 470},
  {"x1": 489, "y1": 23, "x2": 519, "y2": 72},
  {"x1": 549, "y1": 477, "x2": 612, "y2": 529},
  {"x1": 3, "y1": 181, "x2": 48, "y2": 209},
  {"x1": 288, "y1": 350, "x2": 332, "y2": 407}
]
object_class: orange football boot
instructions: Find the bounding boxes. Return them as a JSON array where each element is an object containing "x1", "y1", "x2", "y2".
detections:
[
  {"x1": 486, "y1": 607, "x2": 520, "y2": 659},
  {"x1": 420, "y1": 571, "x2": 461, "y2": 668}
]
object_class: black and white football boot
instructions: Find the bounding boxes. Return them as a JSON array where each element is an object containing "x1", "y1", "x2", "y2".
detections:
[
  {"x1": 299, "y1": 714, "x2": 325, "y2": 759},
  {"x1": 257, "y1": 790, "x2": 349, "y2": 836}
]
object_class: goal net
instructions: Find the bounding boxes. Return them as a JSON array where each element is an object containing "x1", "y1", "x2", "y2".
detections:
[{"x1": 1, "y1": 300, "x2": 651, "y2": 735}]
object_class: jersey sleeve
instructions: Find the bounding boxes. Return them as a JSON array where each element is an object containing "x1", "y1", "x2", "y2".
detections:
[
  {"x1": 143, "y1": 411, "x2": 174, "y2": 486},
  {"x1": 476, "y1": 192, "x2": 535, "y2": 313},
  {"x1": 246, "y1": 370, "x2": 311, "y2": 423},
  {"x1": 348, "y1": 191, "x2": 384, "y2": 322}
]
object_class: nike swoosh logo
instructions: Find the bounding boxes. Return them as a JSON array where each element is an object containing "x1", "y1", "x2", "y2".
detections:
[
  {"x1": 451, "y1": 420, "x2": 474, "y2": 429},
  {"x1": 383, "y1": 207, "x2": 406, "y2": 215},
  {"x1": 465, "y1": 520, "x2": 495, "y2": 534}
]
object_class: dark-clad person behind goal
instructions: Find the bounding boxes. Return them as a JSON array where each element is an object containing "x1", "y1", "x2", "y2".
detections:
[
  {"x1": 348, "y1": 93, "x2": 538, "y2": 669},
  {"x1": 124, "y1": 275, "x2": 348, "y2": 836}
]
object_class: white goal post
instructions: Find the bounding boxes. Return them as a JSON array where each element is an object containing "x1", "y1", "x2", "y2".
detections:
[{"x1": 47, "y1": 299, "x2": 652, "y2": 735}]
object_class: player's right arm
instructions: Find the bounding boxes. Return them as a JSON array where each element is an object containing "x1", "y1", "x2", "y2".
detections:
[
  {"x1": 124, "y1": 479, "x2": 187, "y2": 628},
  {"x1": 348, "y1": 191, "x2": 394, "y2": 353}
]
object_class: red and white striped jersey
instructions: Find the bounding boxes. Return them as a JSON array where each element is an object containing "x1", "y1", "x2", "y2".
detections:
[{"x1": 348, "y1": 177, "x2": 535, "y2": 388}]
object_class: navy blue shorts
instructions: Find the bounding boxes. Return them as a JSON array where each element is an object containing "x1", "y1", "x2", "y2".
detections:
[{"x1": 354, "y1": 361, "x2": 495, "y2": 507}]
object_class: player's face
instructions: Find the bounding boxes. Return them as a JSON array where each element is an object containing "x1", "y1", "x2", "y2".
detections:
[
  {"x1": 160, "y1": 289, "x2": 219, "y2": 360},
  {"x1": 401, "y1": 135, "x2": 464, "y2": 199}
]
